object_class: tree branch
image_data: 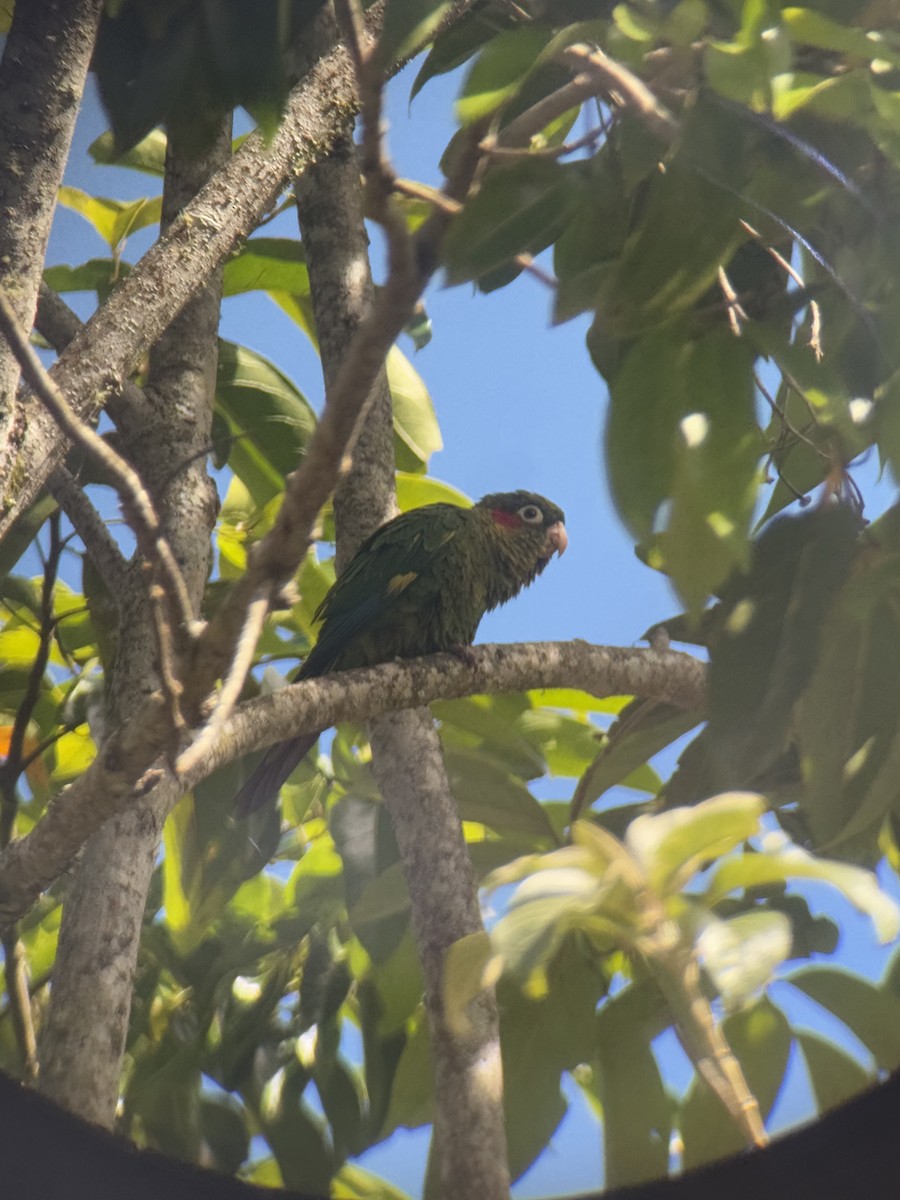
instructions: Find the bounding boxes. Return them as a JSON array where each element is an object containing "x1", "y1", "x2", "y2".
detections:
[
  {"x1": 0, "y1": 0, "x2": 105, "y2": 511},
  {"x1": 46, "y1": 468, "x2": 128, "y2": 598},
  {"x1": 0, "y1": 290, "x2": 195, "y2": 643},
  {"x1": 34, "y1": 115, "x2": 231, "y2": 1127},
  {"x1": 0, "y1": 642, "x2": 704, "y2": 929},
  {"x1": 0, "y1": 7, "x2": 367, "y2": 541}
]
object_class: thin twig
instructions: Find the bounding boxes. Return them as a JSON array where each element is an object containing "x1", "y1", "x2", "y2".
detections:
[
  {"x1": 560, "y1": 44, "x2": 678, "y2": 145},
  {"x1": 145, "y1": 572, "x2": 186, "y2": 760},
  {"x1": 48, "y1": 466, "x2": 128, "y2": 597},
  {"x1": 394, "y1": 179, "x2": 557, "y2": 288},
  {"x1": 481, "y1": 124, "x2": 606, "y2": 160},
  {"x1": 491, "y1": 74, "x2": 606, "y2": 149},
  {"x1": 739, "y1": 220, "x2": 822, "y2": 359},
  {"x1": 0, "y1": 292, "x2": 195, "y2": 647},
  {"x1": 0, "y1": 514, "x2": 62, "y2": 1080},
  {"x1": 0, "y1": 512, "x2": 63, "y2": 829},
  {"x1": 718, "y1": 267, "x2": 746, "y2": 337},
  {"x1": 1, "y1": 930, "x2": 38, "y2": 1080},
  {"x1": 176, "y1": 585, "x2": 270, "y2": 777}
]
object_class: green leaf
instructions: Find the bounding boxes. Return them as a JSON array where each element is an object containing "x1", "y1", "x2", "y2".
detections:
[
  {"x1": 443, "y1": 931, "x2": 493, "y2": 1037},
  {"x1": 57, "y1": 186, "x2": 161, "y2": 251},
  {"x1": 199, "y1": 1096, "x2": 250, "y2": 1175},
  {"x1": 43, "y1": 258, "x2": 126, "y2": 297},
  {"x1": 625, "y1": 792, "x2": 765, "y2": 897},
  {"x1": 797, "y1": 1031, "x2": 873, "y2": 1113},
  {"x1": 794, "y1": 545, "x2": 900, "y2": 854},
  {"x1": 593, "y1": 984, "x2": 672, "y2": 1186},
  {"x1": 379, "y1": 0, "x2": 454, "y2": 69},
  {"x1": 571, "y1": 703, "x2": 702, "y2": 822},
  {"x1": 332, "y1": 1164, "x2": 413, "y2": 1200},
  {"x1": 596, "y1": 165, "x2": 746, "y2": 339},
  {"x1": 704, "y1": 840, "x2": 900, "y2": 943},
  {"x1": 395, "y1": 472, "x2": 470, "y2": 511},
  {"x1": 222, "y1": 237, "x2": 310, "y2": 298},
  {"x1": 410, "y1": 9, "x2": 500, "y2": 101},
  {"x1": 499, "y1": 940, "x2": 607, "y2": 1179},
  {"x1": 782, "y1": 8, "x2": 900, "y2": 67},
  {"x1": 680, "y1": 998, "x2": 792, "y2": 1169},
  {"x1": 0, "y1": 493, "x2": 57, "y2": 579},
  {"x1": 706, "y1": 505, "x2": 861, "y2": 790},
  {"x1": 257, "y1": 1066, "x2": 336, "y2": 1194},
  {"x1": 697, "y1": 911, "x2": 792, "y2": 1009},
  {"x1": 492, "y1": 871, "x2": 601, "y2": 985},
  {"x1": 442, "y1": 158, "x2": 580, "y2": 286},
  {"x1": 215, "y1": 339, "x2": 316, "y2": 509},
  {"x1": 605, "y1": 328, "x2": 760, "y2": 613},
  {"x1": 445, "y1": 745, "x2": 558, "y2": 843},
  {"x1": 386, "y1": 346, "x2": 442, "y2": 471},
  {"x1": 787, "y1": 967, "x2": 900, "y2": 1070},
  {"x1": 456, "y1": 26, "x2": 552, "y2": 125},
  {"x1": 89, "y1": 128, "x2": 168, "y2": 175}
]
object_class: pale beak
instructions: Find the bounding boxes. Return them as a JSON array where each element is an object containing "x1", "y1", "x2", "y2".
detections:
[
  {"x1": 536, "y1": 521, "x2": 567, "y2": 571},
  {"x1": 546, "y1": 521, "x2": 568, "y2": 557}
]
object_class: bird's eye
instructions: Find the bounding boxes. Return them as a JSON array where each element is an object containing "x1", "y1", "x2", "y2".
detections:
[{"x1": 518, "y1": 504, "x2": 543, "y2": 524}]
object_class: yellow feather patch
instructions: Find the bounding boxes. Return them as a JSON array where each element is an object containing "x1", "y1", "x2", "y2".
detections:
[{"x1": 388, "y1": 571, "x2": 418, "y2": 595}]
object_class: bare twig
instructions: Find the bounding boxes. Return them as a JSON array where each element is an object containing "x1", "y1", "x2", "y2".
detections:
[
  {"x1": 560, "y1": 43, "x2": 678, "y2": 145},
  {"x1": 145, "y1": 573, "x2": 186, "y2": 758},
  {"x1": 0, "y1": 511, "x2": 63, "y2": 828},
  {"x1": 718, "y1": 267, "x2": 747, "y2": 336},
  {"x1": 481, "y1": 124, "x2": 606, "y2": 160},
  {"x1": 1, "y1": 931, "x2": 38, "y2": 1080},
  {"x1": 176, "y1": 585, "x2": 270, "y2": 777},
  {"x1": 0, "y1": 291, "x2": 195, "y2": 646},
  {"x1": 47, "y1": 467, "x2": 127, "y2": 597},
  {"x1": 739, "y1": 220, "x2": 822, "y2": 359},
  {"x1": 0, "y1": 512, "x2": 63, "y2": 1081},
  {"x1": 35, "y1": 283, "x2": 152, "y2": 435},
  {"x1": 393, "y1": 179, "x2": 557, "y2": 288},
  {"x1": 491, "y1": 74, "x2": 607, "y2": 150}
]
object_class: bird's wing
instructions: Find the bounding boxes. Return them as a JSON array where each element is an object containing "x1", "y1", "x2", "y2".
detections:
[{"x1": 297, "y1": 504, "x2": 468, "y2": 678}]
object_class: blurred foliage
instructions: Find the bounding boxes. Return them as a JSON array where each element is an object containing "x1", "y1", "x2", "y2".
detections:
[{"x1": 4, "y1": 0, "x2": 900, "y2": 1194}]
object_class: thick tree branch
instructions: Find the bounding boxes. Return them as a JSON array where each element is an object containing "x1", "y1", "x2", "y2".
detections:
[
  {"x1": 0, "y1": 9, "x2": 367, "y2": 541},
  {"x1": 0, "y1": 642, "x2": 704, "y2": 929},
  {"x1": 0, "y1": 291, "x2": 195, "y2": 641},
  {"x1": 0, "y1": 0, "x2": 104, "y2": 512},
  {"x1": 295, "y1": 110, "x2": 510, "y2": 1195},
  {"x1": 189, "y1": 642, "x2": 707, "y2": 783},
  {"x1": 298, "y1": 19, "x2": 512, "y2": 1194},
  {"x1": 35, "y1": 117, "x2": 230, "y2": 1127},
  {"x1": 35, "y1": 283, "x2": 153, "y2": 437},
  {"x1": 46, "y1": 468, "x2": 128, "y2": 598}
]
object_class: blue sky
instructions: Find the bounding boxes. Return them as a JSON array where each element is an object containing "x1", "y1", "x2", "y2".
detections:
[{"x1": 35, "y1": 52, "x2": 900, "y2": 1200}]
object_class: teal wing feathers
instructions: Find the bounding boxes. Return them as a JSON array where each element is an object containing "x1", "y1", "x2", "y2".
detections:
[{"x1": 296, "y1": 503, "x2": 469, "y2": 678}]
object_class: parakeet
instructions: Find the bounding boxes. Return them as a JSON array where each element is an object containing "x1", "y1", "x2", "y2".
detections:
[{"x1": 235, "y1": 490, "x2": 567, "y2": 816}]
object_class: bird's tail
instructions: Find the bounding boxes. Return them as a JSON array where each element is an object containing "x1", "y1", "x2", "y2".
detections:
[{"x1": 234, "y1": 731, "x2": 321, "y2": 818}]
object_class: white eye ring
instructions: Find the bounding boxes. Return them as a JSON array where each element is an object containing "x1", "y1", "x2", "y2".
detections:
[{"x1": 518, "y1": 504, "x2": 543, "y2": 524}]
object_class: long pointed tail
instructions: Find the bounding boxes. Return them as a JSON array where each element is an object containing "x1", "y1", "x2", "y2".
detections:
[{"x1": 234, "y1": 731, "x2": 321, "y2": 818}]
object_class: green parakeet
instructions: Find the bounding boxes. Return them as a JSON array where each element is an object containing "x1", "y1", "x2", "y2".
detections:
[{"x1": 235, "y1": 490, "x2": 567, "y2": 815}]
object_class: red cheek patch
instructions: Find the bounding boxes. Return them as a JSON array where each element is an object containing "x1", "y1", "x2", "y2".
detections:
[{"x1": 491, "y1": 509, "x2": 522, "y2": 528}]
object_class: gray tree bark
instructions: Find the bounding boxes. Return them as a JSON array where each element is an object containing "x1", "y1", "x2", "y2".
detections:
[
  {"x1": 0, "y1": 0, "x2": 104, "y2": 518},
  {"x1": 37, "y1": 121, "x2": 230, "y2": 1125},
  {"x1": 295, "y1": 133, "x2": 511, "y2": 1199}
]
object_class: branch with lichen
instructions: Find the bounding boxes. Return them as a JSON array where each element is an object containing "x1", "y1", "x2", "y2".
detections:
[{"x1": 0, "y1": 641, "x2": 705, "y2": 928}]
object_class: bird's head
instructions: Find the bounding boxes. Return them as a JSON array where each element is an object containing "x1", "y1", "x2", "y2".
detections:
[{"x1": 476, "y1": 490, "x2": 568, "y2": 575}]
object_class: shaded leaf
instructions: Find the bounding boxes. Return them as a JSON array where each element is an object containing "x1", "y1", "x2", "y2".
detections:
[
  {"x1": 786, "y1": 967, "x2": 900, "y2": 1071},
  {"x1": 442, "y1": 159, "x2": 581, "y2": 286}
]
